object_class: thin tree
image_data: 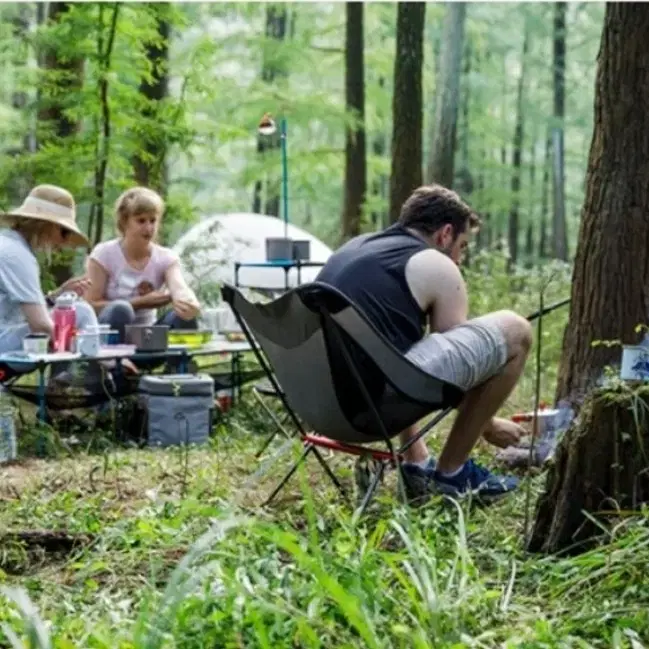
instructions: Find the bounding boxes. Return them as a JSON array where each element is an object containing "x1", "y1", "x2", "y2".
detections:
[
  {"x1": 507, "y1": 24, "x2": 529, "y2": 271},
  {"x1": 551, "y1": 2, "x2": 568, "y2": 260},
  {"x1": 388, "y1": 2, "x2": 425, "y2": 222},
  {"x1": 133, "y1": 3, "x2": 170, "y2": 195},
  {"x1": 252, "y1": 5, "x2": 288, "y2": 217},
  {"x1": 427, "y1": 2, "x2": 466, "y2": 188},
  {"x1": 340, "y1": 2, "x2": 366, "y2": 242}
]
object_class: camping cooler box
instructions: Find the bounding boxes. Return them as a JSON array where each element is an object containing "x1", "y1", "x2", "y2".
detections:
[{"x1": 139, "y1": 374, "x2": 215, "y2": 448}]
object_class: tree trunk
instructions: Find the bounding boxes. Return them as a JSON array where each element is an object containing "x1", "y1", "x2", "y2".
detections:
[
  {"x1": 524, "y1": 131, "x2": 537, "y2": 267},
  {"x1": 132, "y1": 3, "x2": 170, "y2": 194},
  {"x1": 427, "y1": 2, "x2": 466, "y2": 188},
  {"x1": 551, "y1": 2, "x2": 569, "y2": 261},
  {"x1": 538, "y1": 134, "x2": 551, "y2": 259},
  {"x1": 252, "y1": 5, "x2": 287, "y2": 216},
  {"x1": 388, "y1": 2, "x2": 425, "y2": 223},
  {"x1": 507, "y1": 27, "x2": 529, "y2": 272},
  {"x1": 528, "y1": 386, "x2": 649, "y2": 554},
  {"x1": 554, "y1": 4, "x2": 649, "y2": 405},
  {"x1": 340, "y1": 2, "x2": 366, "y2": 242}
]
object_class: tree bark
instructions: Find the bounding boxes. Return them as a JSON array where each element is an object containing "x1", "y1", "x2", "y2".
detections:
[
  {"x1": 388, "y1": 2, "x2": 425, "y2": 223},
  {"x1": 427, "y1": 2, "x2": 466, "y2": 188},
  {"x1": 528, "y1": 386, "x2": 649, "y2": 554},
  {"x1": 133, "y1": 3, "x2": 170, "y2": 194},
  {"x1": 340, "y1": 2, "x2": 366, "y2": 242},
  {"x1": 551, "y1": 2, "x2": 569, "y2": 261},
  {"x1": 555, "y1": 4, "x2": 649, "y2": 404}
]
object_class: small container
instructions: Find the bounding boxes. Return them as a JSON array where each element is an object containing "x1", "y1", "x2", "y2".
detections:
[
  {"x1": 620, "y1": 345, "x2": 649, "y2": 381},
  {"x1": 265, "y1": 237, "x2": 293, "y2": 262},
  {"x1": 23, "y1": 333, "x2": 49, "y2": 355},
  {"x1": 77, "y1": 330, "x2": 101, "y2": 357},
  {"x1": 292, "y1": 240, "x2": 311, "y2": 261}
]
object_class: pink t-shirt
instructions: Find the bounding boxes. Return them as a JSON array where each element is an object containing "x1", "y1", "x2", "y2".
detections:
[{"x1": 89, "y1": 238, "x2": 179, "y2": 325}]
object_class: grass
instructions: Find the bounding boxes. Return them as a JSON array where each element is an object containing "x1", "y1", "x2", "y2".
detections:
[{"x1": 1, "y1": 255, "x2": 648, "y2": 648}]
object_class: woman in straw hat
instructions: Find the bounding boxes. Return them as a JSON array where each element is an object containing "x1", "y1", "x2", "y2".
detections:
[{"x1": 0, "y1": 184, "x2": 99, "y2": 355}]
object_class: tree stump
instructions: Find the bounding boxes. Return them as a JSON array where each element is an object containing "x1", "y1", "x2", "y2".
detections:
[{"x1": 528, "y1": 384, "x2": 649, "y2": 555}]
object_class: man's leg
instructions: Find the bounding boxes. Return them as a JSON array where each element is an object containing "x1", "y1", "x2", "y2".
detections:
[
  {"x1": 436, "y1": 311, "x2": 531, "y2": 473},
  {"x1": 400, "y1": 310, "x2": 532, "y2": 499}
]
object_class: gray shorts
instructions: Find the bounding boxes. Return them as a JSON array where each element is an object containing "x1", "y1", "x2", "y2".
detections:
[{"x1": 405, "y1": 315, "x2": 508, "y2": 392}]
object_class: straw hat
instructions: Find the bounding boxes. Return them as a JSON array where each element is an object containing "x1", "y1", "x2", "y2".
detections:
[{"x1": 1, "y1": 184, "x2": 89, "y2": 248}]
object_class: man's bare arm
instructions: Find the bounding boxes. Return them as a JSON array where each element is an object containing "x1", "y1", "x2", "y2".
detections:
[{"x1": 405, "y1": 249, "x2": 469, "y2": 333}]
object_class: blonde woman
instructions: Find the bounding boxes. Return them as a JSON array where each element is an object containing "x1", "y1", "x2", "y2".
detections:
[
  {"x1": 85, "y1": 187, "x2": 200, "y2": 341},
  {"x1": 0, "y1": 185, "x2": 98, "y2": 355}
]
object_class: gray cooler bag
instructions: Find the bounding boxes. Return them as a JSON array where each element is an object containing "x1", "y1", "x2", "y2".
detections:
[{"x1": 139, "y1": 374, "x2": 215, "y2": 448}]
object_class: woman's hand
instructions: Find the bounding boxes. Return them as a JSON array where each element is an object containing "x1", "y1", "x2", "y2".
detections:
[
  {"x1": 57, "y1": 275, "x2": 92, "y2": 298},
  {"x1": 172, "y1": 297, "x2": 200, "y2": 321}
]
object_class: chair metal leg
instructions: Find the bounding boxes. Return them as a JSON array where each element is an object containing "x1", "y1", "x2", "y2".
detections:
[
  {"x1": 311, "y1": 446, "x2": 349, "y2": 502},
  {"x1": 353, "y1": 461, "x2": 386, "y2": 522},
  {"x1": 253, "y1": 389, "x2": 294, "y2": 458},
  {"x1": 263, "y1": 444, "x2": 314, "y2": 506}
]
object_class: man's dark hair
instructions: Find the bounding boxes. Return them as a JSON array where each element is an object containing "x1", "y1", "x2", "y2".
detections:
[{"x1": 398, "y1": 184, "x2": 480, "y2": 237}]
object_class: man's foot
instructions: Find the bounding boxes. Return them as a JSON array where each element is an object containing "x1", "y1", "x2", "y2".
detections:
[
  {"x1": 433, "y1": 459, "x2": 519, "y2": 500},
  {"x1": 400, "y1": 457, "x2": 436, "y2": 505}
]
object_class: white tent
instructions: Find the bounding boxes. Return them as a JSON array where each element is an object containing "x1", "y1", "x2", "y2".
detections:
[{"x1": 172, "y1": 213, "x2": 333, "y2": 292}]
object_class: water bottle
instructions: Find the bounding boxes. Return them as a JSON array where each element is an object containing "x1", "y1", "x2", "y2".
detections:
[
  {"x1": 0, "y1": 386, "x2": 17, "y2": 463},
  {"x1": 52, "y1": 292, "x2": 77, "y2": 352}
]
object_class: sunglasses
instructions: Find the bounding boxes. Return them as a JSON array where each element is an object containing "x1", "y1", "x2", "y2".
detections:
[{"x1": 59, "y1": 226, "x2": 69, "y2": 240}]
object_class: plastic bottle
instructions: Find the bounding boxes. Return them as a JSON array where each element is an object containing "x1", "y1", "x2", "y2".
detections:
[
  {"x1": 52, "y1": 292, "x2": 77, "y2": 352},
  {"x1": 0, "y1": 385, "x2": 17, "y2": 463}
]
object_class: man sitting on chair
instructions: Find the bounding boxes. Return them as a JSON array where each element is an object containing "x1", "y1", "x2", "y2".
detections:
[{"x1": 316, "y1": 184, "x2": 531, "y2": 501}]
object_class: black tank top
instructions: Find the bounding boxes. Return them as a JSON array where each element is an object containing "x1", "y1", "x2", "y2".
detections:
[{"x1": 316, "y1": 224, "x2": 428, "y2": 352}]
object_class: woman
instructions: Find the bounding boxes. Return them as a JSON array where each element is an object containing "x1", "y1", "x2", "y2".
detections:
[
  {"x1": 0, "y1": 185, "x2": 98, "y2": 355},
  {"x1": 85, "y1": 187, "x2": 200, "y2": 341}
]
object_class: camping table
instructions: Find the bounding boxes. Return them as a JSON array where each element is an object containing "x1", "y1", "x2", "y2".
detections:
[
  {"x1": 0, "y1": 348, "x2": 186, "y2": 424},
  {"x1": 234, "y1": 260, "x2": 325, "y2": 291},
  {"x1": 0, "y1": 339, "x2": 253, "y2": 423}
]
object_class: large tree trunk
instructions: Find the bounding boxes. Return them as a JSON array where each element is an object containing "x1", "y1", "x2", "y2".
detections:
[
  {"x1": 529, "y1": 386, "x2": 649, "y2": 554},
  {"x1": 133, "y1": 3, "x2": 170, "y2": 195},
  {"x1": 551, "y1": 2, "x2": 569, "y2": 261},
  {"x1": 427, "y1": 2, "x2": 465, "y2": 188},
  {"x1": 533, "y1": 4, "x2": 649, "y2": 555},
  {"x1": 340, "y1": 2, "x2": 366, "y2": 242},
  {"x1": 388, "y1": 2, "x2": 425, "y2": 223},
  {"x1": 252, "y1": 5, "x2": 287, "y2": 217},
  {"x1": 555, "y1": 3, "x2": 649, "y2": 404}
]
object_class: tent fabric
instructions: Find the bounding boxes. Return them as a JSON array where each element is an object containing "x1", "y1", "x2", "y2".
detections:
[{"x1": 172, "y1": 213, "x2": 333, "y2": 291}]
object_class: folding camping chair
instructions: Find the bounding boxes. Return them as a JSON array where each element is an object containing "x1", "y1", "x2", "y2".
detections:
[{"x1": 221, "y1": 282, "x2": 465, "y2": 516}]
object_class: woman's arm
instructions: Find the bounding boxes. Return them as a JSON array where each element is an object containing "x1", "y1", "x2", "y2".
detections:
[
  {"x1": 165, "y1": 262, "x2": 199, "y2": 304},
  {"x1": 165, "y1": 261, "x2": 201, "y2": 320},
  {"x1": 21, "y1": 304, "x2": 53, "y2": 336},
  {"x1": 84, "y1": 259, "x2": 111, "y2": 313}
]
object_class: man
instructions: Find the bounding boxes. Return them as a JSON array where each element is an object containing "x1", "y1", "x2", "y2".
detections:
[{"x1": 316, "y1": 184, "x2": 531, "y2": 501}]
